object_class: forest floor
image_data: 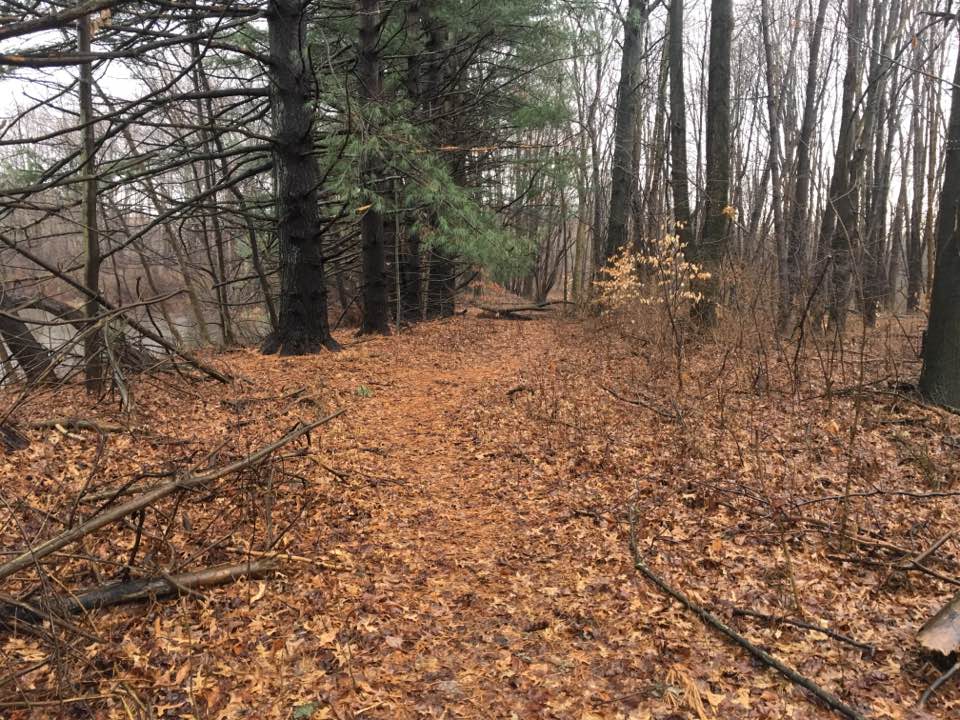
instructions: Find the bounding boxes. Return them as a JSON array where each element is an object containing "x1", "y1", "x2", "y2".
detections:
[{"x1": 1, "y1": 301, "x2": 959, "y2": 720}]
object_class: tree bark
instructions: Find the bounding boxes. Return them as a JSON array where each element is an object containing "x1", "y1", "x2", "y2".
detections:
[
  {"x1": 0, "y1": 306, "x2": 54, "y2": 384},
  {"x1": 605, "y1": 0, "x2": 647, "y2": 261},
  {"x1": 907, "y1": 38, "x2": 927, "y2": 311},
  {"x1": 821, "y1": 0, "x2": 865, "y2": 333},
  {"x1": 358, "y1": 0, "x2": 390, "y2": 334},
  {"x1": 262, "y1": 0, "x2": 339, "y2": 354},
  {"x1": 690, "y1": 0, "x2": 733, "y2": 327},
  {"x1": 79, "y1": 15, "x2": 104, "y2": 391},
  {"x1": 919, "y1": 44, "x2": 960, "y2": 408},
  {"x1": 668, "y1": 0, "x2": 692, "y2": 250},
  {"x1": 778, "y1": 0, "x2": 828, "y2": 332}
]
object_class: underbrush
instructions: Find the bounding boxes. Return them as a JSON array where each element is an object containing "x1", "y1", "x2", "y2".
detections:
[{"x1": 510, "y1": 297, "x2": 959, "y2": 716}]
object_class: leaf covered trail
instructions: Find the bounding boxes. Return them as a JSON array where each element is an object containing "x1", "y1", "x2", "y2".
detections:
[{"x1": 3, "y1": 314, "x2": 958, "y2": 719}]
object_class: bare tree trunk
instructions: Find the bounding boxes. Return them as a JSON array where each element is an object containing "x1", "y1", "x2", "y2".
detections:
[
  {"x1": 690, "y1": 0, "x2": 733, "y2": 327},
  {"x1": 668, "y1": 0, "x2": 692, "y2": 249},
  {"x1": 779, "y1": 0, "x2": 828, "y2": 332},
  {"x1": 605, "y1": 0, "x2": 648, "y2": 261},
  {"x1": 760, "y1": 0, "x2": 786, "y2": 315},
  {"x1": 79, "y1": 15, "x2": 103, "y2": 391},
  {"x1": 823, "y1": 0, "x2": 865, "y2": 334},
  {"x1": 920, "y1": 44, "x2": 960, "y2": 407},
  {"x1": 358, "y1": 0, "x2": 390, "y2": 334},
  {"x1": 907, "y1": 37, "x2": 926, "y2": 311}
]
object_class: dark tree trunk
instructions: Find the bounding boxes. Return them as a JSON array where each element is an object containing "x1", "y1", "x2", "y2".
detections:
[
  {"x1": 907, "y1": 40, "x2": 926, "y2": 311},
  {"x1": 760, "y1": 0, "x2": 786, "y2": 313},
  {"x1": 79, "y1": 15, "x2": 104, "y2": 391},
  {"x1": 421, "y1": 0, "x2": 458, "y2": 319},
  {"x1": 779, "y1": 0, "x2": 828, "y2": 332},
  {"x1": 668, "y1": 0, "x2": 692, "y2": 249},
  {"x1": 858, "y1": 0, "x2": 900, "y2": 327},
  {"x1": 401, "y1": 229, "x2": 422, "y2": 321},
  {"x1": 820, "y1": 0, "x2": 864, "y2": 333},
  {"x1": 690, "y1": 0, "x2": 733, "y2": 327},
  {"x1": 358, "y1": 0, "x2": 390, "y2": 335},
  {"x1": 605, "y1": 0, "x2": 647, "y2": 261},
  {"x1": 919, "y1": 47, "x2": 960, "y2": 407},
  {"x1": 261, "y1": 0, "x2": 338, "y2": 355},
  {"x1": 399, "y1": 0, "x2": 423, "y2": 323}
]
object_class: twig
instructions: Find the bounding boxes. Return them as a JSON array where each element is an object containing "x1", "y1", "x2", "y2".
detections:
[
  {"x1": 0, "y1": 410, "x2": 345, "y2": 583},
  {"x1": 628, "y1": 511, "x2": 868, "y2": 720},
  {"x1": 599, "y1": 384, "x2": 681, "y2": 421},
  {"x1": 27, "y1": 418, "x2": 124, "y2": 433},
  {"x1": 223, "y1": 546, "x2": 343, "y2": 571},
  {"x1": 919, "y1": 661, "x2": 960, "y2": 708},
  {"x1": 731, "y1": 608, "x2": 875, "y2": 655}
]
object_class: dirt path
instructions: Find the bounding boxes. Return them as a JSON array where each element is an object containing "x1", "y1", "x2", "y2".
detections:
[
  {"x1": 241, "y1": 317, "x2": 663, "y2": 719},
  {"x1": 191, "y1": 316, "x2": 833, "y2": 720},
  {"x1": 4, "y1": 316, "x2": 867, "y2": 719}
]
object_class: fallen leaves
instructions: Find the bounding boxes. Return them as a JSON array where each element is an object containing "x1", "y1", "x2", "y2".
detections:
[{"x1": 0, "y1": 311, "x2": 957, "y2": 719}]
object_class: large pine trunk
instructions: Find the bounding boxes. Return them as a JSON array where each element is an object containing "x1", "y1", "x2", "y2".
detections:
[
  {"x1": 262, "y1": 0, "x2": 338, "y2": 355},
  {"x1": 358, "y1": 0, "x2": 390, "y2": 335},
  {"x1": 919, "y1": 48, "x2": 960, "y2": 407}
]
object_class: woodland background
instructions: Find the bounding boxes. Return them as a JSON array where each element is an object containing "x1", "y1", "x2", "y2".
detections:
[{"x1": 1, "y1": 1, "x2": 960, "y2": 719}]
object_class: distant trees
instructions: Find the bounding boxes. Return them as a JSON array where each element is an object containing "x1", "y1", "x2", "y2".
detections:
[{"x1": 0, "y1": 0, "x2": 959, "y2": 379}]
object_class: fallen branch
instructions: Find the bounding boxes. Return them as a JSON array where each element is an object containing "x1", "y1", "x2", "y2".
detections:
[
  {"x1": 919, "y1": 661, "x2": 960, "y2": 708},
  {"x1": 506, "y1": 384, "x2": 530, "y2": 398},
  {"x1": 0, "y1": 410, "x2": 345, "y2": 583},
  {"x1": 476, "y1": 302, "x2": 557, "y2": 314},
  {"x1": 476, "y1": 302, "x2": 560, "y2": 320},
  {"x1": 731, "y1": 607, "x2": 875, "y2": 655},
  {"x1": 600, "y1": 384, "x2": 682, "y2": 422},
  {"x1": 628, "y1": 516, "x2": 868, "y2": 720},
  {"x1": 28, "y1": 417, "x2": 124, "y2": 434},
  {"x1": 0, "y1": 560, "x2": 275, "y2": 624}
]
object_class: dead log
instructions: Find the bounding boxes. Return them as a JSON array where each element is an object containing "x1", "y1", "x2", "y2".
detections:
[
  {"x1": 477, "y1": 309, "x2": 535, "y2": 321},
  {"x1": 0, "y1": 409, "x2": 345, "y2": 583},
  {"x1": 476, "y1": 302, "x2": 554, "y2": 314},
  {"x1": 2, "y1": 292, "x2": 163, "y2": 374},
  {"x1": 0, "y1": 310, "x2": 54, "y2": 384},
  {"x1": 0, "y1": 559, "x2": 275, "y2": 624}
]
